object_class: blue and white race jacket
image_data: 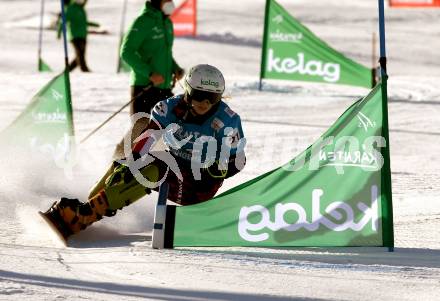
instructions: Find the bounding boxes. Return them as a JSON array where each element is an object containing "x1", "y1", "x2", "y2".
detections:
[{"x1": 150, "y1": 95, "x2": 246, "y2": 174}]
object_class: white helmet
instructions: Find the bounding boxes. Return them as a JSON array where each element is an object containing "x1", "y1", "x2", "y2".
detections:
[{"x1": 184, "y1": 64, "x2": 225, "y2": 104}]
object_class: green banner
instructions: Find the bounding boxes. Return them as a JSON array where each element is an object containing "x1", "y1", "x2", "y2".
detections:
[
  {"x1": 260, "y1": 0, "x2": 372, "y2": 88},
  {"x1": 171, "y1": 81, "x2": 393, "y2": 247},
  {"x1": 2, "y1": 71, "x2": 74, "y2": 154},
  {"x1": 38, "y1": 58, "x2": 53, "y2": 72}
]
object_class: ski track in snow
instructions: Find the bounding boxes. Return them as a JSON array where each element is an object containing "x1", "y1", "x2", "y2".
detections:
[{"x1": 0, "y1": 0, "x2": 440, "y2": 300}]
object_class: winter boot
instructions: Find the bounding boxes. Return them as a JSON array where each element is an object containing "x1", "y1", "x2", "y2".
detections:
[{"x1": 51, "y1": 192, "x2": 112, "y2": 236}]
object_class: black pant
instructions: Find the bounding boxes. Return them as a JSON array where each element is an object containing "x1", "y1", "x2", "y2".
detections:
[
  {"x1": 113, "y1": 86, "x2": 173, "y2": 160},
  {"x1": 69, "y1": 38, "x2": 90, "y2": 72},
  {"x1": 130, "y1": 86, "x2": 173, "y2": 115}
]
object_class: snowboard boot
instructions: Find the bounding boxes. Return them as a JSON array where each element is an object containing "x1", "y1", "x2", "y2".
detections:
[{"x1": 50, "y1": 192, "x2": 112, "y2": 236}]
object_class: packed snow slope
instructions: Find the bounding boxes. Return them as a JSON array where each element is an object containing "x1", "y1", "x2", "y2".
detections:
[{"x1": 0, "y1": 0, "x2": 439, "y2": 300}]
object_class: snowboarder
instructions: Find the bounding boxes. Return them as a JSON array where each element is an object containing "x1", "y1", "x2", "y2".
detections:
[
  {"x1": 40, "y1": 64, "x2": 246, "y2": 241},
  {"x1": 58, "y1": 0, "x2": 98, "y2": 72},
  {"x1": 114, "y1": 0, "x2": 184, "y2": 159}
]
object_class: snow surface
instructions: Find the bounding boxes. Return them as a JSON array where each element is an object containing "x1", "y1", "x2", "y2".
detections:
[{"x1": 0, "y1": 0, "x2": 440, "y2": 300}]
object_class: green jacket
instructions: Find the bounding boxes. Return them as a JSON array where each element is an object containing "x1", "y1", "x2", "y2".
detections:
[
  {"x1": 58, "y1": 1, "x2": 98, "y2": 41},
  {"x1": 120, "y1": 2, "x2": 181, "y2": 88},
  {"x1": 64, "y1": 2, "x2": 88, "y2": 40}
]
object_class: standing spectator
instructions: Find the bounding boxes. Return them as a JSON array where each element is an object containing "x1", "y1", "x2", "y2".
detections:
[
  {"x1": 114, "y1": 0, "x2": 184, "y2": 159},
  {"x1": 59, "y1": 0, "x2": 98, "y2": 72}
]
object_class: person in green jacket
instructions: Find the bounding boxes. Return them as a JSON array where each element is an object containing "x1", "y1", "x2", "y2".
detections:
[
  {"x1": 114, "y1": 0, "x2": 184, "y2": 159},
  {"x1": 59, "y1": 0, "x2": 98, "y2": 72}
]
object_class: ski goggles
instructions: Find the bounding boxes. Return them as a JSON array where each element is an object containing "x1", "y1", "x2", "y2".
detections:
[{"x1": 187, "y1": 86, "x2": 222, "y2": 105}]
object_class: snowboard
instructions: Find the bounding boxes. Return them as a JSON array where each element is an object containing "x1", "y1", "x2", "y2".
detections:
[{"x1": 38, "y1": 211, "x2": 68, "y2": 247}]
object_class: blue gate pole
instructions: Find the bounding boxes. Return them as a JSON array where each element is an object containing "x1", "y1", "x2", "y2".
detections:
[
  {"x1": 59, "y1": 0, "x2": 70, "y2": 69},
  {"x1": 378, "y1": 0, "x2": 394, "y2": 252},
  {"x1": 59, "y1": 0, "x2": 75, "y2": 137},
  {"x1": 378, "y1": 0, "x2": 387, "y2": 76}
]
